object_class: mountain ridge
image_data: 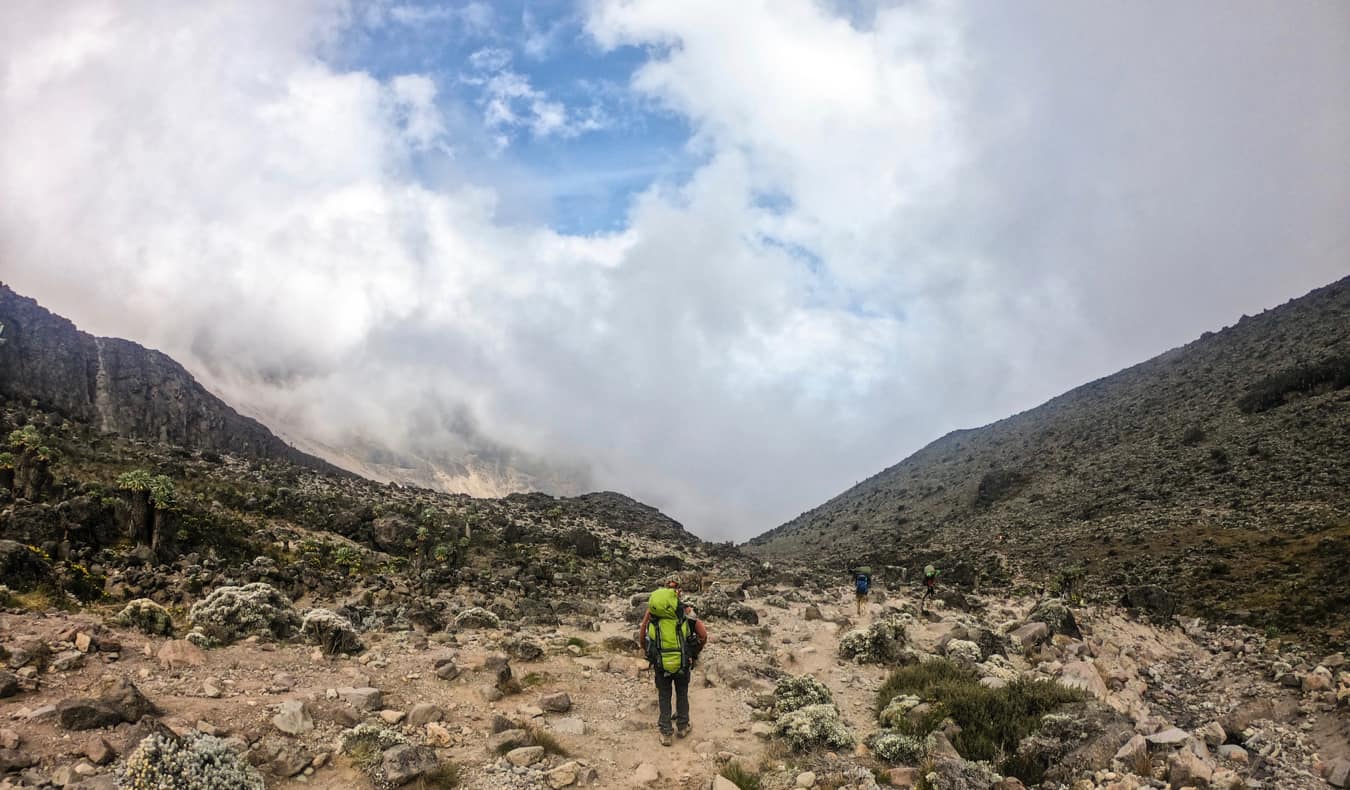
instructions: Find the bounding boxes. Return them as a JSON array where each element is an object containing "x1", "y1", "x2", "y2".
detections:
[
  {"x1": 747, "y1": 275, "x2": 1350, "y2": 648},
  {"x1": 0, "y1": 282, "x2": 342, "y2": 475}
]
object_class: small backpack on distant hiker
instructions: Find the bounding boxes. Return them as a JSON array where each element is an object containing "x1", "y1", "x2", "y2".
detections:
[
  {"x1": 645, "y1": 587, "x2": 696, "y2": 675},
  {"x1": 855, "y1": 574, "x2": 870, "y2": 595}
]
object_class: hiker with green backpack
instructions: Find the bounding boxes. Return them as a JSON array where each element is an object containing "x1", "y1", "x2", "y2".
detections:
[{"x1": 637, "y1": 579, "x2": 709, "y2": 746}]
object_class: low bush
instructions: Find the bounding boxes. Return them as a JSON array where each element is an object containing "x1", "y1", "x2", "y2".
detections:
[{"x1": 875, "y1": 658, "x2": 1084, "y2": 770}]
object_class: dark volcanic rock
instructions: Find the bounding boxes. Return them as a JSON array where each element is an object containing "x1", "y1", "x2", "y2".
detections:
[{"x1": 0, "y1": 283, "x2": 338, "y2": 471}]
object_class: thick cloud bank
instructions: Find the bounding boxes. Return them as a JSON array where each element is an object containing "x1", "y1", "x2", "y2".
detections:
[{"x1": 2, "y1": 1, "x2": 1347, "y2": 538}]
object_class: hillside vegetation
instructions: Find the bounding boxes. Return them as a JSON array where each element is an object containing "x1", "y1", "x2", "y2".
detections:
[{"x1": 749, "y1": 276, "x2": 1350, "y2": 650}]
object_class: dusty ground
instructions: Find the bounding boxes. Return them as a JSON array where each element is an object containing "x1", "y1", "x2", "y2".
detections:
[{"x1": 2, "y1": 581, "x2": 1347, "y2": 789}]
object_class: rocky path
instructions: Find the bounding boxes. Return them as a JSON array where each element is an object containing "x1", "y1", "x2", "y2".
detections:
[{"x1": 1, "y1": 580, "x2": 1347, "y2": 790}]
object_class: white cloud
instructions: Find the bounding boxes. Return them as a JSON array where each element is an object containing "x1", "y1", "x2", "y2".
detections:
[
  {"x1": 1, "y1": 0, "x2": 1347, "y2": 540},
  {"x1": 464, "y1": 47, "x2": 607, "y2": 145}
]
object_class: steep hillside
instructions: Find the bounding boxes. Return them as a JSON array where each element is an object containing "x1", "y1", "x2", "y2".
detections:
[
  {"x1": 748, "y1": 276, "x2": 1350, "y2": 648},
  {"x1": 0, "y1": 283, "x2": 336, "y2": 473}
]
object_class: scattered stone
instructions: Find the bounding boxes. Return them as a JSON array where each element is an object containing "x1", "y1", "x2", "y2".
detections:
[
  {"x1": 540, "y1": 692, "x2": 572, "y2": 713},
  {"x1": 406, "y1": 703, "x2": 443, "y2": 727},
  {"x1": 795, "y1": 771, "x2": 817, "y2": 787},
  {"x1": 489, "y1": 729, "x2": 532, "y2": 753},
  {"x1": 379, "y1": 709, "x2": 405, "y2": 725},
  {"x1": 434, "y1": 659, "x2": 461, "y2": 681},
  {"x1": 506, "y1": 745, "x2": 545, "y2": 767},
  {"x1": 272, "y1": 701, "x2": 313, "y2": 736},
  {"x1": 1167, "y1": 748, "x2": 1213, "y2": 787},
  {"x1": 337, "y1": 686, "x2": 383, "y2": 711},
  {"x1": 1145, "y1": 727, "x2": 1189, "y2": 747},
  {"x1": 0, "y1": 749, "x2": 35, "y2": 772},
  {"x1": 551, "y1": 716, "x2": 585, "y2": 736},
  {"x1": 381, "y1": 744, "x2": 441, "y2": 786},
  {"x1": 157, "y1": 640, "x2": 206, "y2": 669},
  {"x1": 634, "y1": 763, "x2": 660, "y2": 784},
  {"x1": 0, "y1": 670, "x2": 20, "y2": 698},
  {"x1": 547, "y1": 761, "x2": 580, "y2": 789},
  {"x1": 84, "y1": 736, "x2": 115, "y2": 765}
]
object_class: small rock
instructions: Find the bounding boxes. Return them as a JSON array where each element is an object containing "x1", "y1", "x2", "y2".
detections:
[
  {"x1": 488, "y1": 729, "x2": 531, "y2": 753},
  {"x1": 1145, "y1": 727, "x2": 1190, "y2": 747},
  {"x1": 84, "y1": 736, "x2": 115, "y2": 765},
  {"x1": 505, "y1": 745, "x2": 545, "y2": 767},
  {"x1": 272, "y1": 700, "x2": 314, "y2": 735},
  {"x1": 547, "y1": 761, "x2": 580, "y2": 788},
  {"x1": 796, "y1": 770, "x2": 817, "y2": 787},
  {"x1": 540, "y1": 692, "x2": 572, "y2": 713},
  {"x1": 74, "y1": 633, "x2": 93, "y2": 653},
  {"x1": 551, "y1": 716, "x2": 585, "y2": 736},
  {"x1": 634, "y1": 762, "x2": 660, "y2": 784},
  {"x1": 406, "y1": 703, "x2": 443, "y2": 727},
  {"x1": 0, "y1": 729, "x2": 19, "y2": 750},
  {"x1": 337, "y1": 687, "x2": 383, "y2": 711},
  {"x1": 1217, "y1": 744, "x2": 1247, "y2": 764},
  {"x1": 156, "y1": 640, "x2": 206, "y2": 669},
  {"x1": 379, "y1": 709, "x2": 405, "y2": 725},
  {"x1": 381, "y1": 744, "x2": 441, "y2": 785},
  {"x1": 426, "y1": 722, "x2": 453, "y2": 747}
]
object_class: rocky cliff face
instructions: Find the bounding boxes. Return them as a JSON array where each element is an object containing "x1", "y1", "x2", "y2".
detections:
[
  {"x1": 748, "y1": 276, "x2": 1350, "y2": 647},
  {"x1": 0, "y1": 283, "x2": 333, "y2": 471}
]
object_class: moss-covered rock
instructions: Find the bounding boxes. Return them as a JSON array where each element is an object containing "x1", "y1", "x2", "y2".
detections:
[
  {"x1": 187, "y1": 583, "x2": 299, "y2": 646},
  {"x1": 112, "y1": 599, "x2": 174, "y2": 636}
]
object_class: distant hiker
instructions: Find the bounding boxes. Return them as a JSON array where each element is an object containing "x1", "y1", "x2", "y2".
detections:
[
  {"x1": 638, "y1": 579, "x2": 708, "y2": 746},
  {"x1": 852, "y1": 567, "x2": 872, "y2": 615},
  {"x1": 921, "y1": 564, "x2": 940, "y2": 609}
]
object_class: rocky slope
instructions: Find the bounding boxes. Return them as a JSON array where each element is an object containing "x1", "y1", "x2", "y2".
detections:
[
  {"x1": 747, "y1": 276, "x2": 1350, "y2": 649},
  {"x1": 0, "y1": 284, "x2": 335, "y2": 473}
]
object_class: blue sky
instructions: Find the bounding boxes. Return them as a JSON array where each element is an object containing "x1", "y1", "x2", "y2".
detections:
[{"x1": 335, "y1": 0, "x2": 697, "y2": 234}]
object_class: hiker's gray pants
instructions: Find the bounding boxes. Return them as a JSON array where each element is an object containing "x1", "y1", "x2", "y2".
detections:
[{"x1": 655, "y1": 669, "x2": 690, "y2": 734}]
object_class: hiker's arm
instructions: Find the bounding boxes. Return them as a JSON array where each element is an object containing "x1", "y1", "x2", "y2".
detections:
[
  {"x1": 692, "y1": 618, "x2": 708, "y2": 646},
  {"x1": 636, "y1": 610, "x2": 651, "y2": 650}
]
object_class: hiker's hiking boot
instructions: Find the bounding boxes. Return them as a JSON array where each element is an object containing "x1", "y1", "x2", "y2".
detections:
[
  {"x1": 659, "y1": 733, "x2": 673, "y2": 746},
  {"x1": 676, "y1": 724, "x2": 692, "y2": 739}
]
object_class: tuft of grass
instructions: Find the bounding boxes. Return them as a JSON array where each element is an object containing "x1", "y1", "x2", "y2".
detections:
[
  {"x1": 565, "y1": 636, "x2": 590, "y2": 650},
  {"x1": 876, "y1": 658, "x2": 1084, "y2": 771},
  {"x1": 601, "y1": 635, "x2": 637, "y2": 654},
  {"x1": 345, "y1": 741, "x2": 382, "y2": 773},
  {"x1": 520, "y1": 671, "x2": 552, "y2": 688},
  {"x1": 718, "y1": 763, "x2": 761, "y2": 790},
  {"x1": 495, "y1": 727, "x2": 570, "y2": 758},
  {"x1": 526, "y1": 726, "x2": 569, "y2": 757},
  {"x1": 409, "y1": 762, "x2": 461, "y2": 789}
]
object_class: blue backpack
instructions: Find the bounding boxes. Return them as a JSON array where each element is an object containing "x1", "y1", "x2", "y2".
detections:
[{"x1": 855, "y1": 574, "x2": 870, "y2": 594}]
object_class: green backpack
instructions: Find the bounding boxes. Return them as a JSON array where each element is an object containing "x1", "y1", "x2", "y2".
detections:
[{"x1": 646, "y1": 587, "x2": 694, "y2": 675}]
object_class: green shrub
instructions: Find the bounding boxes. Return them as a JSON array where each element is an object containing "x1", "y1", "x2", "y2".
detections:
[
  {"x1": 719, "y1": 762, "x2": 761, "y2": 790},
  {"x1": 1238, "y1": 353, "x2": 1350, "y2": 413},
  {"x1": 772, "y1": 703, "x2": 854, "y2": 752},
  {"x1": 187, "y1": 583, "x2": 300, "y2": 646},
  {"x1": 117, "y1": 733, "x2": 264, "y2": 790},
  {"x1": 875, "y1": 658, "x2": 1084, "y2": 766},
  {"x1": 112, "y1": 598, "x2": 175, "y2": 636},
  {"x1": 772, "y1": 674, "x2": 835, "y2": 717}
]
